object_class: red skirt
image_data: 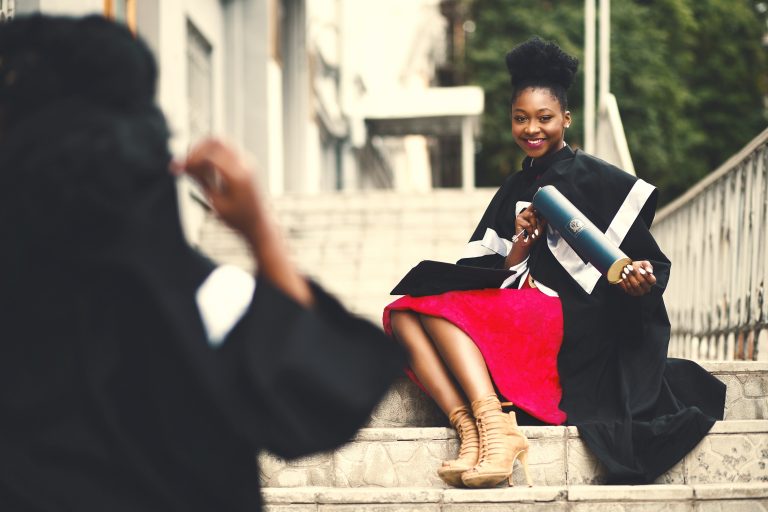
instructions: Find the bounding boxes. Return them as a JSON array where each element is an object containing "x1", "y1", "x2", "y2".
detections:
[{"x1": 383, "y1": 287, "x2": 566, "y2": 425}]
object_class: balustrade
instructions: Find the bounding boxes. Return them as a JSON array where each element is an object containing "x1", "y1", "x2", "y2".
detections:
[{"x1": 652, "y1": 128, "x2": 768, "y2": 361}]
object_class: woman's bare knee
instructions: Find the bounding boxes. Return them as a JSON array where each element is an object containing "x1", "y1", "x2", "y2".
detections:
[
  {"x1": 390, "y1": 311, "x2": 419, "y2": 336},
  {"x1": 390, "y1": 311, "x2": 431, "y2": 353}
]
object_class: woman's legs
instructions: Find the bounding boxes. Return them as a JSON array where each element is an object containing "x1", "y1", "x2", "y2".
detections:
[
  {"x1": 389, "y1": 310, "x2": 482, "y2": 486},
  {"x1": 393, "y1": 312, "x2": 531, "y2": 488},
  {"x1": 389, "y1": 310, "x2": 466, "y2": 415},
  {"x1": 419, "y1": 315, "x2": 496, "y2": 403}
]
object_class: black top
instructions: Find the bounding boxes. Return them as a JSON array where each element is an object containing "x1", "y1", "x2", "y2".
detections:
[
  {"x1": 457, "y1": 147, "x2": 725, "y2": 483},
  {"x1": 0, "y1": 101, "x2": 404, "y2": 511}
]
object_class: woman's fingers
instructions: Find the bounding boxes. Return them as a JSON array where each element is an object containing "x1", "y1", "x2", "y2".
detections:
[
  {"x1": 183, "y1": 139, "x2": 255, "y2": 199},
  {"x1": 619, "y1": 261, "x2": 656, "y2": 296},
  {"x1": 516, "y1": 206, "x2": 544, "y2": 242},
  {"x1": 173, "y1": 138, "x2": 265, "y2": 235}
]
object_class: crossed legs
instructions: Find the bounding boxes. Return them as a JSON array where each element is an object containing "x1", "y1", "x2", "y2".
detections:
[
  {"x1": 388, "y1": 311, "x2": 495, "y2": 415},
  {"x1": 389, "y1": 310, "x2": 532, "y2": 488}
]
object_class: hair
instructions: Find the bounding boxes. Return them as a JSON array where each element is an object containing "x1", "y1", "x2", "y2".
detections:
[
  {"x1": 505, "y1": 37, "x2": 579, "y2": 111},
  {"x1": 0, "y1": 14, "x2": 158, "y2": 132},
  {"x1": 0, "y1": 15, "x2": 174, "y2": 260}
]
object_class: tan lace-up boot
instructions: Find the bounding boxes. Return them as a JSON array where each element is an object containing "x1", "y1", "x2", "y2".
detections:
[
  {"x1": 436, "y1": 404, "x2": 479, "y2": 486},
  {"x1": 461, "y1": 395, "x2": 532, "y2": 488}
]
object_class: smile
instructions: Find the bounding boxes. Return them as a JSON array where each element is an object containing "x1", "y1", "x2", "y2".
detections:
[{"x1": 524, "y1": 138, "x2": 545, "y2": 147}]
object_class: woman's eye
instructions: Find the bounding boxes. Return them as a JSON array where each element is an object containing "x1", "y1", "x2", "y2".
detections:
[
  {"x1": 514, "y1": 116, "x2": 527, "y2": 123},
  {"x1": 539, "y1": 116, "x2": 552, "y2": 122}
]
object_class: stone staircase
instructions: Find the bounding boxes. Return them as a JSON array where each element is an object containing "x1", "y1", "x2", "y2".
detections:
[
  {"x1": 199, "y1": 190, "x2": 496, "y2": 323},
  {"x1": 197, "y1": 191, "x2": 768, "y2": 511}
]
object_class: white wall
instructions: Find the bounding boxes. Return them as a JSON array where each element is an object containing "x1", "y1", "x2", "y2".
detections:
[
  {"x1": 156, "y1": 0, "x2": 225, "y2": 244},
  {"x1": 341, "y1": 0, "x2": 443, "y2": 95},
  {"x1": 338, "y1": 0, "x2": 444, "y2": 191}
]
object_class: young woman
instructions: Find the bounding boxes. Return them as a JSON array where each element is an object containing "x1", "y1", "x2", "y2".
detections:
[{"x1": 384, "y1": 37, "x2": 725, "y2": 488}]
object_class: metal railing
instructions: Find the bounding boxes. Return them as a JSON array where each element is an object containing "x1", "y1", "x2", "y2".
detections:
[{"x1": 652, "y1": 127, "x2": 768, "y2": 361}]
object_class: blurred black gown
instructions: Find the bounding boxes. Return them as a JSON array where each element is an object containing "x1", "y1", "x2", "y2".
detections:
[
  {"x1": 0, "y1": 102, "x2": 404, "y2": 511},
  {"x1": 454, "y1": 145, "x2": 726, "y2": 484}
]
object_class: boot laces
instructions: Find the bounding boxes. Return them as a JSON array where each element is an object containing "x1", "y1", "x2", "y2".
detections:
[
  {"x1": 456, "y1": 415, "x2": 478, "y2": 459},
  {"x1": 474, "y1": 412, "x2": 523, "y2": 469}
]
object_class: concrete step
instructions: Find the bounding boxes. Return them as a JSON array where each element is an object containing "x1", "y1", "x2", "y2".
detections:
[
  {"x1": 371, "y1": 362, "x2": 768, "y2": 429},
  {"x1": 259, "y1": 421, "x2": 768, "y2": 489},
  {"x1": 262, "y1": 483, "x2": 768, "y2": 511}
]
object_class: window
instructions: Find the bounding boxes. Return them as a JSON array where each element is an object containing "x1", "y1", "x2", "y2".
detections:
[{"x1": 186, "y1": 20, "x2": 213, "y2": 144}]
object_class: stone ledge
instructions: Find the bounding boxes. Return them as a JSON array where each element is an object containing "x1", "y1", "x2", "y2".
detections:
[
  {"x1": 442, "y1": 487, "x2": 567, "y2": 503},
  {"x1": 709, "y1": 420, "x2": 768, "y2": 434},
  {"x1": 567, "y1": 484, "x2": 693, "y2": 501},
  {"x1": 356, "y1": 420, "x2": 768, "y2": 441},
  {"x1": 354, "y1": 428, "x2": 454, "y2": 442},
  {"x1": 692, "y1": 482, "x2": 768, "y2": 500},
  {"x1": 262, "y1": 483, "x2": 768, "y2": 506},
  {"x1": 261, "y1": 420, "x2": 768, "y2": 488},
  {"x1": 702, "y1": 361, "x2": 768, "y2": 373},
  {"x1": 316, "y1": 488, "x2": 442, "y2": 504},
  {"x1": 354, "y1": 426, "x2": 569, "y2": 442},
  {"x1": 262, "y1": 487, "x2": 322, "y2": 503}
]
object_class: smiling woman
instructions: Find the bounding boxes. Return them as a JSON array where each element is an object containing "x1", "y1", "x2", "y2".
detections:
[{"x1": 383, "y1": 36, "x2": 725, "y2": 488}]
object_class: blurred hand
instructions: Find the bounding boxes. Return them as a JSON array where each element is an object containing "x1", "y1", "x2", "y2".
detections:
[
  {"x1": 174, "y1": 138, "x2": 262, "y2": 237},
  {"x1": 616, "y1": 260, "x2": 656, "y2": 296},
  {"x1": 173, "y1": 138, "x2": 313, "y2": 305}
]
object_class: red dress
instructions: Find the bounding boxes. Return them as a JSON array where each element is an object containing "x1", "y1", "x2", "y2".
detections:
[{"x1": 383, "y1": 284, "x2": 567, "y2": 425}]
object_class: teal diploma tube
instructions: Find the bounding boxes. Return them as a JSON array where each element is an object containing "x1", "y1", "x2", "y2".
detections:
[{"x1": 532, "y1": 185, "x2": 631, "y2": 284}]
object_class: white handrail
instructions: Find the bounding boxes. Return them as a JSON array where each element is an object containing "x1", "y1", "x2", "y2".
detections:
[{"x1": 652, "y1": 128, "x2": 768, "y2": 361}]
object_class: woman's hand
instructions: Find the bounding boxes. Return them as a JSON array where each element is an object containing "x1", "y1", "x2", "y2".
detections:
[
  {"x1": 616, "y1": 260, "x2": 656, "y2": 296},
  {"x1": 504, "y1": 205, "x2": 547, "y2": 268},
  {"x1": 514, "y1": 205, "x2": 547, "y2": 248},
  {"x1": 173, "y1": 138, "x2": 263, "y2": 238}
]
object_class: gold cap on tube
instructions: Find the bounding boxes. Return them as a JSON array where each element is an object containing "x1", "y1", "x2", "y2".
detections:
[{"x1": 607, "y1": 257, "x2": 633, "y2": 284}]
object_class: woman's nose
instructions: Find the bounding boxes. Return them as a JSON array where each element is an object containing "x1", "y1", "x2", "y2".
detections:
[{"x1": 525, "y1": 122, "x2": 539, "y2": 134}]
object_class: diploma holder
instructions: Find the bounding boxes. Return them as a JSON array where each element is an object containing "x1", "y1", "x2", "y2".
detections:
[{"x1": 532, "y1": 185, "x2": 631, "y2": 284}]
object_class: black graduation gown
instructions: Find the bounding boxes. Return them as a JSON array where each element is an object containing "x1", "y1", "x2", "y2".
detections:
[
  {"x1": 457, "y1": 145, "x2": 725, "y2": 484},
  {"x1": 0, "y1": 101, "x2": 404, "y2": 511}
]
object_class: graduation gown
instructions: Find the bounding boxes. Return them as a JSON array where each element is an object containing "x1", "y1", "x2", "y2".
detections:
[
  {"x1": 455, "y1": 145, "x2": 726, "y2": 483},
  {"x1": 0, "y1": 101, "x2": 404, "y2": 511}
]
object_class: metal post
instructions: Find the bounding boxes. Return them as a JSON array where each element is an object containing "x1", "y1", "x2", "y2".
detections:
[
  {"x1": 584, "y1": 0, "x2": 596, "y2": 153},
  {"x1": 461, "y1": 116, "x2": 475, "y2": 191},
  {"x1": 599, "y1": 0, "x2": 610, "y2": 107}
]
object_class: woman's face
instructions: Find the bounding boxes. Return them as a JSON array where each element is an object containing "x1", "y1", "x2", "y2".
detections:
[{"x1": 511, "y1": 87, "x2": 571, "y2": 159}]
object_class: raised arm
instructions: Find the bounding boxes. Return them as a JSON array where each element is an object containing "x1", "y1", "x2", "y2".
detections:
[{"x1": 175, "y1": 138, "x2": 313, "y2": 307}]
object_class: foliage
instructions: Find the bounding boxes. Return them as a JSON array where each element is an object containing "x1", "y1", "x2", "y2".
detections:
[{"x1": 462, "y1": 0, "x2": 768, "y2": 204}]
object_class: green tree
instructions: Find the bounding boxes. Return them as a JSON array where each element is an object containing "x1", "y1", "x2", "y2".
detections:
[
  {"x1": 463, "y1": 0, "x2": 585, "y2": 185},
  {"x1": 683, "y1": 0, "x2": 767, "y2": 190},
  {"x1": 462, "y1": 0, "x2": 767, "y2": 204}
]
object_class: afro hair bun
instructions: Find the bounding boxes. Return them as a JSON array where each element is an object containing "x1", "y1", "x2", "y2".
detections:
[
  {"x1": 0, "y1": 15, "x2": 158, "y2": 128},
  {"x1": 505, "y1": 36, "x2": 578, "y2": 91}
]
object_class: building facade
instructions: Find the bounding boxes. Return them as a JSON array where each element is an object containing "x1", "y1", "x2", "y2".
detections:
[{"x1": 10, "y1": 0, "x2": 483, "y2": 240}]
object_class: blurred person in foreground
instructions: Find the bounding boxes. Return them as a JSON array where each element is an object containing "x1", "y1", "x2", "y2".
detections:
[{"x1": 0, "y1": 15, "x2": 403, "y2": 511}]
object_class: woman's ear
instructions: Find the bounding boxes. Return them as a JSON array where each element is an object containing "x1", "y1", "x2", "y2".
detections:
[{"x1": 564, "y1": 110, "x2": 572, "y2": 128}]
